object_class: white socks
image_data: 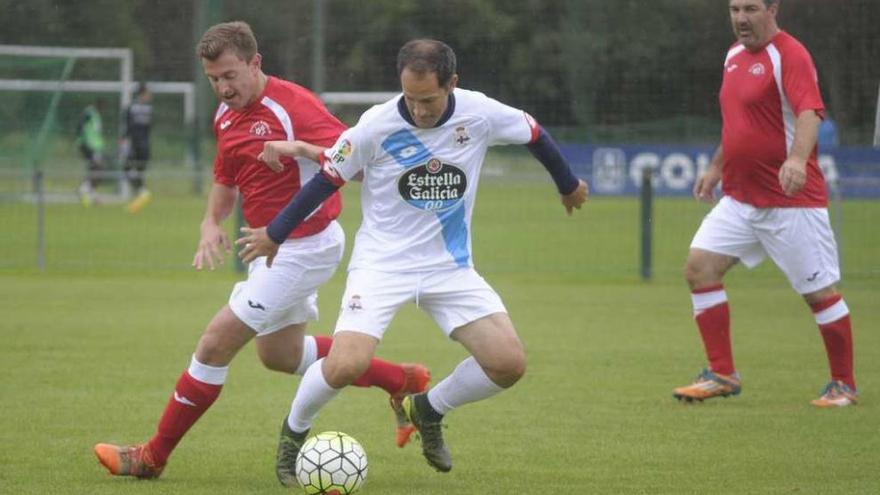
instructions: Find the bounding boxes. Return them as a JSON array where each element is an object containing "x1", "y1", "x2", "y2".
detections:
[
  {"x1": 427, "y1": 356, "x2": 503, "y2": 416},
  {"x1": 187, "y1": 355, "x2": 229, "y2": 385},
  {"x1": 287, "y1": 359, "x2": 340, "y2": 432},
  {"x1": 295, "y1": 335, "x2": 319, "y2": 375}
]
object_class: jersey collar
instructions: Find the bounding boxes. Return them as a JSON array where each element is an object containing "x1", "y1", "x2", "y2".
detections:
[{"x1": 396, "y1": 92, "x2": 456, "y2": 128}]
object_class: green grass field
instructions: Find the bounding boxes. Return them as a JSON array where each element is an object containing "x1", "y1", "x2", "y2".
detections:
[{"x1": 1, "y1": 180, "x2": 879, "y2": 494}]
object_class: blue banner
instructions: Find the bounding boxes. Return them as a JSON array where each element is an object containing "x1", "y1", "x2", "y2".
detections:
[{"x1": 559, "y1": 144, "x2": 880, "y2": 198}]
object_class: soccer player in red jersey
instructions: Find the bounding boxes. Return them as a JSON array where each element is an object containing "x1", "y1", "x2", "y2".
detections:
[
  {"x1": 94, "y1": 22, "x2": 429, "y2": 482},
  {"x1": 673, "y1": 0, "x2": 858, "y2": 407}
]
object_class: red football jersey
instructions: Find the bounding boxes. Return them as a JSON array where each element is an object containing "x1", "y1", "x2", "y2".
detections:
[
  {"x1": 719, "y1": 30, "x2": 827, "y2": 207},
  {"x1": 213, "y1": 76, "x2": 345, "y2": 238}
]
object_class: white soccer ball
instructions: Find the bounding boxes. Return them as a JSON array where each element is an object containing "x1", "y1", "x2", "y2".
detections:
[{"x1": 295, "y1": 431, "x2": 368, "y2": 495}]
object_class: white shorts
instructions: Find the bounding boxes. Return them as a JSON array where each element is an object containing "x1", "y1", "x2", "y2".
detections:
[
  {"x1": 228, "y1": 221, "x2": 345, "y2": 335},
  {"x1": 334, "y1": 267, "x2": 507, "y2": 340},
  {"x1": 690, "y1": 196, "x2": 840, "y2": 294}
]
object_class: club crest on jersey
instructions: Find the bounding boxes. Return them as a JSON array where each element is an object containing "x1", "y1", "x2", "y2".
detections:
[
  {"x1": 749, "y1": 63, "x2": 765, "y2": 76},
  {"x1": 347, "y1": 295, "x2": 363, "y2": 311},
  {"x1": 329, "y1": 139, "x2": 352, "y2": 164},
  {"x1": 454, "y1": 126, "x2": 470, "y2": 146},
  {"x1": 249, "y1": 120, "x2": 271, "y2": 136},
  {"x1": 398, "y1": 159, "x2": 467, "y2": 212}
]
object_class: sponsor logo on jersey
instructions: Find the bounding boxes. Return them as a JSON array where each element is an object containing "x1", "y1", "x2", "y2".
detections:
[
  {"x1": 220, "y1": 120, "x2": 232, "y2": 130},
  {"x1": 454, "y1": 126, "x2": 471, "y2": 146},
  {"x1": 398, "y1": 159, "x2": 467, "y2": 212},
  {"x1": 249, "y1": 120, "x2": 271, "y2": 136},
  {"x1": 748, "y1": 63, "x2": 765, "y2": 76},
  {"x1": 726, "y1": 63, "x2": 738, "y2": 73},
  {"x1": 329, "y1": 139, "x2": 352, "y2": 164}
]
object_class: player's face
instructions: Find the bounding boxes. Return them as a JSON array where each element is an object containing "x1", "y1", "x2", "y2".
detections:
[
  {"x1": 729, "y1": 0, "x2": 778, "y2": 51},
  {"x1": 400, "y1": 68, "x2": 458, "y2": 128},
  {"x1": 202, "y1": 50, "x2": 263, "y2": 110}
]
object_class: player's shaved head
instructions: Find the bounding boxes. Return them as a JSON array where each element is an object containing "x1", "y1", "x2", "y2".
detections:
[
  {"x1": 397, "y1": 39, "x2": 457, "y2": 88},
  {"x1": 197, "y1": 21, "x2": 258, "y2": 62}
]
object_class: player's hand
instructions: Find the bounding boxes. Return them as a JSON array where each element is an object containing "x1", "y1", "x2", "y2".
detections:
[
  {"x1": 236, "y1": 226, "x2": 280, "y2": 267},
  {"x1": 192, "y1": 222, "x2": 232, "y2": 271},
  {"x1": 258, "y1": 141, "x2": 289, "y2": 173},
  {"x1": 562, "y1": 179, "x2": 589, "y2": 215},
  {"x1": 693, "y1": 167, "x2": 722, "y2": 203},
  {"x1": 778, "y1": 157, "x2": 807, "y2": 196}
]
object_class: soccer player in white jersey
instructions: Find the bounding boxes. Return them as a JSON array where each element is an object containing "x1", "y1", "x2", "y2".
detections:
[
  {"x1": 672, "y1": 0, "x2": 859, "y2": 407},
  {"x1": 238, "y1": 39, "x2": 588, "y2": 474}
]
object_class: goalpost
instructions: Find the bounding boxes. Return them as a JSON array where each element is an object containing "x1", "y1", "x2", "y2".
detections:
[
  {"x1": 874, "y1": 81, "x2": 880, "y2": 148},
  {"x1": 0, "y1": 44, "x2": 196, "y2": 201}
]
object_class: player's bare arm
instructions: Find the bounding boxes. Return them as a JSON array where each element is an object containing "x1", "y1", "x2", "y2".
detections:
[
  {"x1": 562, "y1": 179, "x2": 589, "y2": 215},
  {"x1": 694, "y1": 145, "x2": 724, "y2": 203},
  {"x1": 258, "y1": 140, "x2": 327, "y2": 172},
  {"x1": 778, "y1": 109, "x2": 821, "y2": 196},
  {"x1": 193, "y1": 183, "x2": 236, "y2": 271}
]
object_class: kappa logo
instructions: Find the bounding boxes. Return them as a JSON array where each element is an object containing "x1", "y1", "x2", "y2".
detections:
[
  {"x1": 249, "y1": 120, "x2": 271, "y2": 136},
  {"x1": 219, "y1": 120, "x2": 232, "y2": 130},
  {"x1": 173, "y1": 391, "x2": 197, "y2": 407},
  {"x1": 347, "y1": 295, "x2": 363, "y2": 311},
  {"x1": 748, "y1": 63, "x2": 765, "y2": 76},
  {"x1": 248, "y1": 299, "x2": 266, "y2": 311}
]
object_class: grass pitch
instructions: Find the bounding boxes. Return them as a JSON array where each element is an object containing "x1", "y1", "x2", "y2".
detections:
[{"x1": 1, "y1": 182, "x2": 878, "y2": 494}]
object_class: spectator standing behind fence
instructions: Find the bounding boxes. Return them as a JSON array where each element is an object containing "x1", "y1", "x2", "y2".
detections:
[
  {"x1": 75, "y1": 100, "x2": 106, "y2": 206},
  {"x1": 122, "y1": 82, "x2": 154, "y2": 213},
  {"x1": 672, "y1": 0, "x2": 858, "y2": 407}
]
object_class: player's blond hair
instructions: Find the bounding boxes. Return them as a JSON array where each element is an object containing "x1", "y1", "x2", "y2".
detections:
[{"x1": 196, "y1": 21, "x2": 258, "y2": 62}]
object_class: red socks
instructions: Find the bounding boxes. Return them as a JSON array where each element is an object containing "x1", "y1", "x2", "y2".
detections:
[
  {"x1": 810, "y1": 295, "x2": 856, "y2": 389},
  {"x1": 147, "y1": 371, "x2": 222, "y2": 465},
  {"x1": 691, "y1": 284, "x2": 735, "y2": 376},
  {"x1": 313, "y1": 335, "x2": 405, "y2": 394}
]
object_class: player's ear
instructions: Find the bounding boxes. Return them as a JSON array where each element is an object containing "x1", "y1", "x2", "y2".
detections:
[
  {"x1": 250, "y1": 53, "x2": 263, "y2": 71},
  {"x1": 447, "y1": 74, "x2": 459, "y2": 92}
]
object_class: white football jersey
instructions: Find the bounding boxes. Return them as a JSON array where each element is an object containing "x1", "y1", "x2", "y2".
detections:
[{"x1": 322, "y1": 88, "x2": 538, "y2": 272}]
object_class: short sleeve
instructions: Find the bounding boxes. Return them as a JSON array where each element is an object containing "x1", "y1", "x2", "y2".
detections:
[
  {"x1": 782, "y1": 43, "x2": 825, "y2": 118},
  {"x1": 482, "y1": 95, "x2": 540, "y2": 146},
  {"x1": 213, "y1": 153, "x2": 235, "y2": 186},
  {"x1": 319, "y1": 123, "x2": 375, "y2": 186},
  {"x1": 291, "y1": 90, "x2": 347, "y2": 147}
]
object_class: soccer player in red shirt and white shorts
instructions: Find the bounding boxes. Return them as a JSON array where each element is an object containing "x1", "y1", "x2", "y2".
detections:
[
  {"x1": 94, "y1": 22, "x2": 429, "y2": 483},
  {"x1": 672, "y1": 0, "x2": 858, "y2": 407}
]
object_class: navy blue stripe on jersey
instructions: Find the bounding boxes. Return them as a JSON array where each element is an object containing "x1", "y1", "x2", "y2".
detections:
[
  {"x1": 526, "y1": 127, "x2": 580, "y2": 195},
  {"x1": 382, "y1": 128, "x2": 470, "y2": 267},
  {"x1": 396, "y1": 93, "x2": 457, "y2": 128},
  {"x1": 266, "y1": 173, "x2": 340, "y2": 244}
]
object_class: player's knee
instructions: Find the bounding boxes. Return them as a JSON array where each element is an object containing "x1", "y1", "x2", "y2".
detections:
[
  {"x1": 194, "y1": 333, "x2": 236, "y2": 366},
  {"x1": 258, "y1": 351, "x2": 297, "y2": 374},
  {"x1": 322, "y1": 356, "x2": 370, "y2": 389},
  {"x1": 684, "y1": 258, "x2": 712, "y2": 289},
  {"x1": 489, "y1": 348, "x2": 527, "y2": 389}
]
